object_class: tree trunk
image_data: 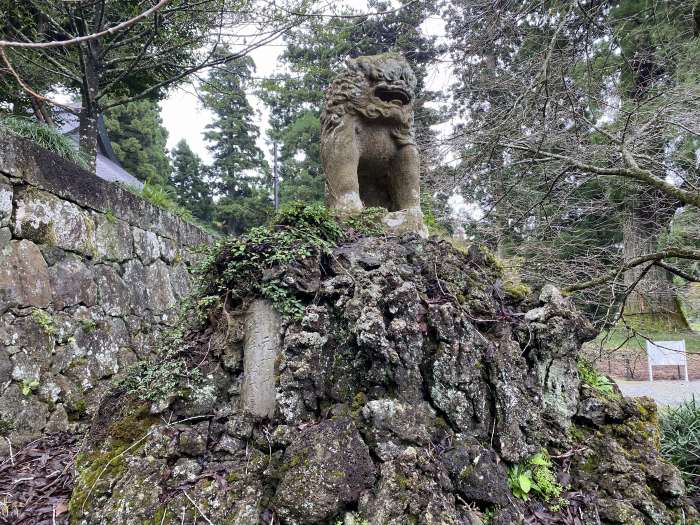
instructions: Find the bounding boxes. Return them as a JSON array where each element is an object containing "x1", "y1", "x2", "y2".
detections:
[
  {"x1": 483, "y1": 49, "x2": 508, "y2": 258},
  {"x1": 620, "y1": 28, "x2": 689, "y2": 331},
  {"x1": 77, "y1": 6, "x2": 103, "y2": 173},
  {"x1": 622, "y1": 198, "x2": 689, "y2": 330}
]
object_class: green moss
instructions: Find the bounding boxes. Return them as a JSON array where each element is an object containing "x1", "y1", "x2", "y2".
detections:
[
  {"x1": 67, "y1": 398, "x2": 88, "y2": 419},
  {"x1": 145, "y1": 506, "x2": 175, "y2": 525},
  {"x1": 459, "y1": 465, "x2": 475, "y2": 479},
  {"x1": 69, "y1": 445, "x2": 129, "y2": 521},
  {"x1": 480, "y1": 245, "x2": 505, "y2": 276},
  {"x1": 577, "y1": 358, "x2": 620, "y2": 399},
  {"x1": 580, "y1": 455, "x2": 600, "y2": 474},
  {"x1": 434, "y1": 416, "x2": 449, "y2": 430},
  {"x1": 21, "y1": 219, "x2": 57, "y2": 246},
  {"x1": 104, "y1": 210, "x2": 117, "y2": 224},
  {"x1": 502, "y1": 281, "x2": 531, "y2": 301},
  {"x1": 32, "y1": 308, "x2": 57, "y2": 336},
  {"x1": 568, "y1": 424, "x2": 587, "y2": 442},
  {"x1": 0, "y1": 417, "x2": 15, "y2": 436},
  {"x1": 107, "y1": 402, "x2": 158, "y2": 443},
  {"x1": 396, "y1": 472, "x2": 411, "y2": 488},
  {"x1": 350, "y1": 392, "x2": 367, "y2": 415},
  {"x1": 80, "y1": 319, "x2": 98, "y2": 333},
  {"x1": 81, "y1": 216, "x2": 98, "y2": 258}
]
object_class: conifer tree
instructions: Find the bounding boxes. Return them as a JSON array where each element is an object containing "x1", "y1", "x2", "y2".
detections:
[
  {"x1": 169, "y1": 140, "x2": 213, "y2": 223},
  {"x1": 104, "y1": 99, "x2": 171, "y2": 185},
  {"x1": 201, "y1": 52, "x2": 271, "y2": 234}
]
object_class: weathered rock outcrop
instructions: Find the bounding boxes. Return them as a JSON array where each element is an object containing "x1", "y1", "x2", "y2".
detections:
[{"x1": 69, "y1": 228, "x2": 697, "y2": 524}]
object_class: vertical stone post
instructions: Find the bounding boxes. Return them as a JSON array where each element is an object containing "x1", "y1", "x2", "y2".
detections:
[{"x1": 241, "y1": 299, "x2": 282, "y2": 418}]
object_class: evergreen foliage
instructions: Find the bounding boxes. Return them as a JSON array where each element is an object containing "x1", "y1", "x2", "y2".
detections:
[
  {"x1": 169, "y1": 140, "x2": 214, "y2": 223},
  {"x1": 104, "y1": 100, "x2": 171, "y2": 185},
  {"x1": 201, "y1": 51, "x2": 271, "y2": 234},
  {"x1": 660, "y1": 397, "x2": 700, "y2": 492}
]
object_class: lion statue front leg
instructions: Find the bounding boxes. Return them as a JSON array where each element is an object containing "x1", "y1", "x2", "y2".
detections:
[
  {"x1": 321, "y1": 116, "x2": 363, "y2": 214},
  {"x1": 390, "y1": 144, "x2": 421, "y2": 212}
]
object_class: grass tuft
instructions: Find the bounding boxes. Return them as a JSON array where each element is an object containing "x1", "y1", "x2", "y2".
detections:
[
  {"x1": 660, "y1": 397, "x2": 700, "y2": 492},
  {"x1": 0, "y1": 115, "x2": 89, "y2": 169}
]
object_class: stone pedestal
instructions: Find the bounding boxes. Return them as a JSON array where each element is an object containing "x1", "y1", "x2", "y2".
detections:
[
  {"x1": 381, "y1": 207, "x2": 428, "y2": 238},
  {"x1": 241, "y1": 299, "x2": 282, "y2": 418}
]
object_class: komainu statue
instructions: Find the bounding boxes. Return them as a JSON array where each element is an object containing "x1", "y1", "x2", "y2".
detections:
[{"x1": 320, "y1": 53, "x2": 426, "y2": 235}]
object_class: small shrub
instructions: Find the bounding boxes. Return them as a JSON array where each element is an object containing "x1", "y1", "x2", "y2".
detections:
[
  {"x1": 508, "y1": 450, "x2": 564, "y2": 505},
  {"x1": 21, "y1": 378, "x2": 40, "y2": 396},
  {"x1": 577, "y1": 359, "x2": 618, "y2": 399},
  {"x1": 104, "y1": 210, "x2": 117, "y2": 224},
  {"x1": 80, "y1": 319, "x2": 98, "y2": 332},
  {"x1": 660, "y1": 397, "x2": 700, "y2": 492},
  {"x1": 194, "y1": 202, "x2": 346, "y2": 321}
]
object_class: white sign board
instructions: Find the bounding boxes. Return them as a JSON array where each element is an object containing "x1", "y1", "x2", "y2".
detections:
[{"x1": 646, "y1": 340, "x2": 688, "y2": 381}]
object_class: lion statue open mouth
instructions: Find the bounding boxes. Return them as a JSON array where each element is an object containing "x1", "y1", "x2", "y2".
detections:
[{"x1": 320, "y1": 53, "x2": 423, "y2": 228}]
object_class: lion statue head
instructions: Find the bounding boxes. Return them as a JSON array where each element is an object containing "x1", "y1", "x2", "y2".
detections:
[{"x1": 320, "y1": 53, "x2": 417, "y2": 145}]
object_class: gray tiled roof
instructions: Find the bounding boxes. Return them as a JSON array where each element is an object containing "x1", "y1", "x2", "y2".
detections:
[{"x1": 57, "y1": 109, "x2": 144, "y2": 190}]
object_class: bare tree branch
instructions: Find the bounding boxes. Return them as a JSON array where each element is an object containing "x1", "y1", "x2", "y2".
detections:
[{"x1": 0, "y1": 0, "x2": 171, "y2": 49}]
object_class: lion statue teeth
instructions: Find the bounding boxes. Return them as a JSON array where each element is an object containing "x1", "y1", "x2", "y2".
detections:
[{"x1": 320, "y1": 53, "x2": 425, "y2": 234}]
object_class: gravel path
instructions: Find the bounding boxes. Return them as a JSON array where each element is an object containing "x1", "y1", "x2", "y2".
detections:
[{"x1": 616, "y1": 379, "x2": 700, "y2": 406}]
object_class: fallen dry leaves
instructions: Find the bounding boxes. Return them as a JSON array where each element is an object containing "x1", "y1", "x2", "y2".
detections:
[{"x1": 0, "y1": 432, "x2": 79, "y2": 525}]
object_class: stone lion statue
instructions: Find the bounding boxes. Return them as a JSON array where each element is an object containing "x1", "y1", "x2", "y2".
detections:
[{"x1": 320, "y1": 53, "x2": 424, "y2": 231}]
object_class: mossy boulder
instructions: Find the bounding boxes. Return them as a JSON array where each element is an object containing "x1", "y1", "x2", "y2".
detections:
[{"x1": 70, "y1": 226, "x2": 698, "y2": 524}]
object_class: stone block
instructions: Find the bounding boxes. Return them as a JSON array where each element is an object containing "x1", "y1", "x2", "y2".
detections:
[
  {"x1": 0, "y1": 383, "x2": 49, "y2": 441},
  {"x1": 49, "y1": 254, "x2": 97, "y2": 310},
  {"x1": 145, "y1": 260, "x2": 175, "y2": 312},
  {"x1": 274, "y1": 418, "x2": 376, "y2": 522},
  {"x1": 123, "y1": 260, "x2": 148, "y2": 314},
  {"x1": 0, "y1": 180, "x2": 11, "y2": 228},
  {"x1": 158, "y1": 235, "x2": 178, "y2": 263},
  {"x1": 170, "y1": 263, "x2": 191, "y2": 300},
  {"x1": 13, "y1": 188, "x2": 96, "y2": 256},
  {"x1": 241, "y1": 299, "x2": 282, "y2": 418},
  {"x1": 94, "y1": 212, "x2": 133, "y2": 261},
  {"x1": 133, "y1": 227, "x2": 161, "y2": 265},
  {"x1": 0, "y1": 239, "x2": 51, "y2": 313},
  {"x1": 0, "y1": 227, "x2": 11, "y2": 250},
  {"x1": 0, "y1": 347, "x2": 11, "y2": 384},
  {"x1": 94, "y1": 264, "x2": 131, "y2": 316},
  {"x1": 381, "y1": 208, "x2": 428, "y2": 238},
  {"x1": 73, "y1": 317, "x2": 127, "y2": 379}
]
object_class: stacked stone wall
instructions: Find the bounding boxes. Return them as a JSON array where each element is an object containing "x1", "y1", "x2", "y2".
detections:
[{"x1": 0, "y1": 136, "x2": 212, "y2": 447}]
